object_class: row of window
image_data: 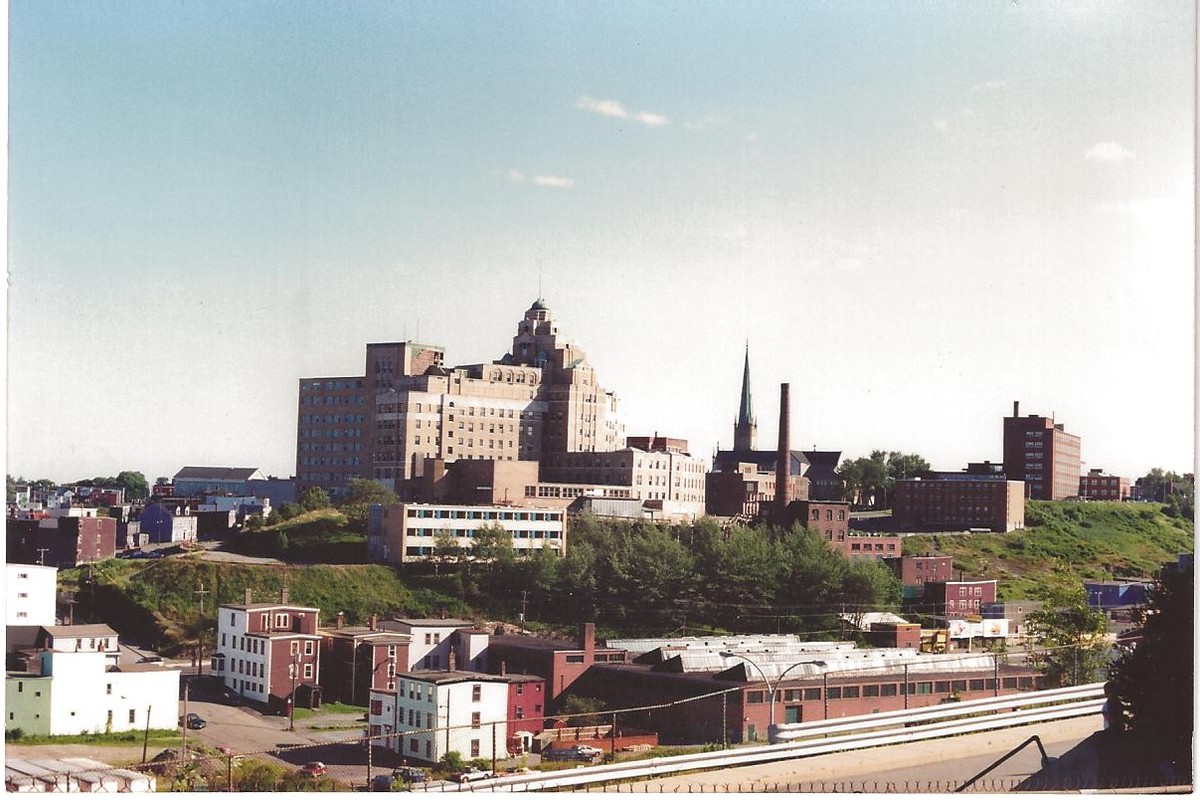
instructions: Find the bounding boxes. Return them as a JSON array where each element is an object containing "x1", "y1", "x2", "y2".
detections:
[
  {"x1": 408, "y1": 509, "x2": 561, "y2": 521},
  {"x1": 745, "y1": 675, "x2": 1035, "y2": 703},
  {"x1": 302, "y1": 395, "x2": 366, "y2": 406}
]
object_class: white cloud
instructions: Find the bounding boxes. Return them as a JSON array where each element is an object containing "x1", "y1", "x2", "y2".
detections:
[
  {"x1": 532, "y1": 175, "x2": 575, "y2": 189},
  {"x1": 507, "y1": 169, "x2": 527, "y2": 183},
  {"x1": 634, "y1": 111, "x2": 670, "y2": 127},
  {"x1": 1085, "y1": 142, "x2": 1136, "y2": 162},
  {"x1": 745, "y1": 133, "x2": 759, "y2": 141},
  {"x1": 576, "y1": 95, "x2": 629, "y2": 119},
  {"x1": 576, "y1": 95, "x2": 669, "y2": 126}
]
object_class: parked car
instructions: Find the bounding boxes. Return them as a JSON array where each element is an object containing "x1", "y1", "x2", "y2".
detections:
[
  {"x1": 182, "y1": 713, "x2": 206, "y2": 730},
  {"x1": 454, "y1": 766, "x2": 494, "y2": 783},
  {"x1": 299, "y1": 761, "x2": 327, "y2": 778},
  {"x1": 370, "y1": 775, "x2": 395, "y2": 792},
  {"x1": 137, "y1": 655, "x2": 163, "y2": 664},
  {"x1": 392, "y1": 766, "x2": 427, "y2": 783},
  {"x1": 544, "y1": 744, "x2": 602, "y2": 761}
]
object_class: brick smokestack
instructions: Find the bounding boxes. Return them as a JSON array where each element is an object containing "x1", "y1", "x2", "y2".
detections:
[
  {"x1": 1013, "y1": 400, "x2": 1019, "y2": 418},
  {"x1": 774, "y1": 383, "x2": 791, "y2": 522},
  {"x1": 581, "y1": 623, "x2": 595, "y2": 661}
]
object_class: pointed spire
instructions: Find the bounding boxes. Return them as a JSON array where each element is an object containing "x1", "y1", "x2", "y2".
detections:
[
  {"x1": 738, "y1": 342, "x2": 754, "y2": 427},
  {"x1": 733, "y1": 343, "x2": 758, "y2": 451}
]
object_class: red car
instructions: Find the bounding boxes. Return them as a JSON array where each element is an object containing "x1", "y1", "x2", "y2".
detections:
[{"x1": 299, "y1": 762, "x2": 327, "y2": 778}]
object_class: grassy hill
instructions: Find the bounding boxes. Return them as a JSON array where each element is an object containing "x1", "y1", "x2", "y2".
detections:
[
  {"x1": 60, "y1": 556, "x2": 469, "y2": 653},
  {"x1": 903, "y1": 501, "x2": 1194, "y2": 599}
]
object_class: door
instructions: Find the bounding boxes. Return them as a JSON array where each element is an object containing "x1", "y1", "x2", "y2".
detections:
[{"x1": 784, "y1": 706, "x2": 802, "y2": 724}]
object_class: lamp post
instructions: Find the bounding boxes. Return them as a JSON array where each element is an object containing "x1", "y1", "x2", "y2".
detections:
[
  {"x1": 288, "y1": 652, "x2": 301, "y2": 732},
  {"x1": 720, "y1": 652, "x2": 826, "y2": 743}
]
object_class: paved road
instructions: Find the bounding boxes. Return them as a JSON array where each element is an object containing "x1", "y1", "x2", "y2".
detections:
[{"x1": 613, "y1": 715, "x2": 1103, "y2": 793}]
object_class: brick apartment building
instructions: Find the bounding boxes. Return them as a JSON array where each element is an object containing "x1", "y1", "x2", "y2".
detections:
[
  {"x1": 1002, "y1": 402, "x2": 1082, "y2": 500},
  {"x1": 318, "y1": 614, "x2": 411, "y2": 705},
  {"x1": 894, "y1": 462, "x2": 1025, "y2": 532},
  {"x1": 920, "y1": 579, "x2": 999, "y2": 620},
  {"x1": 212, "y1": 588, "x2": 322, "y2": 713},
  {"x1": 7, "y1": 516, "x2": 117, "y2": 567},
  {"x1": 1079, "y1": 469, "x2": 1130, "y2": 501}
]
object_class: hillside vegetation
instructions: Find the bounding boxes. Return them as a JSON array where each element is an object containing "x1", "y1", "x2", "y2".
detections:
[
  {"x1": 903, "y1": 501, "x2": 1193, "y2": 599},
  {"x1": 60, "y1": 557, "x2": 467, "y2": 653}
]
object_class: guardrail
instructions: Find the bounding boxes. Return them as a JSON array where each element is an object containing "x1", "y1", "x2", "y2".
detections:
[{"x1": 423, "y1": 683, "x2": 1105, "y2": 793}]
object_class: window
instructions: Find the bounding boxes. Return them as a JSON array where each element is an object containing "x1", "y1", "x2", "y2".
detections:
[
  {"x1": 863, "y1": 685, "x2": 880, "y2": 697},
  {"x1": 106, "y1": 683, "x2": 112, "y2": 695},
  {"x1": 472, "y1": 685, "x2": 482, "y2": 702},
  {"x1": 304, "y1": 664, "x2": 313, "y2": 679},
  {"x1": 410, "y1": 739, "x2": 420, "y2": 753},
  {"x1": 782, "y1": 689, "x2": 800, "y2": 702},
  {"x1": 969, "y1": 679, "x2": 985, "y2": 691},
  {"x1": 516, "y1": 683, "x2": 524, "y2": 696},
  {"x1": 842, "y1": 686, "x2": 860, "y2": 698},
  {"x1": 471, "y1": 740, "x2": 481, "y2": 758},
  {"x1": 565, "y1": 654, "x2": 585, "y2": 664},
  {"x1": 129, "y1": 709, "x2": 136, "y2": 723},
  {"x1": 826, "y1": 687, "x2": 842, "y2": 699},
  {"x1": 471, "y1": 712, "x2": 481, "y2": 729},
  {"x1": 291, "y1": 641, "x2": 299, "y2": 656},
  {"x1": 881, "y1": 684, "x2": 898, "y2": 697},
  {"x1": 803, "y1": 688, "x2": 821, "y2": 701},
  {"x1": 304, "y1": 641, "x2": 314, "y2": 655},
  {"x1": 935, "y1": 681, "x2": 950, "y2": 693},
  {"x1": 746, "y1": 691, "x2": 765, "y2": 704},
  {"x1": 425, "y1": 741, "x2": 432, "y2": 758},
  {"x1": 371, "y1": 699, "x2": 383, "y2": 715}
]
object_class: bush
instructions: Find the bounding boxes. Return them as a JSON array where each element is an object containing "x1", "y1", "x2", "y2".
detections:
[{"x1": 440, "y1": 751, "x2": 465, "y2": 773}]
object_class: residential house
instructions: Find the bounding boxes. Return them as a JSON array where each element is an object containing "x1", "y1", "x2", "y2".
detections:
[
  {"x1": 211, "y1": 589, "x2": 322, "y2": 713},
  {"x1": 5, "y1": 625, "x2": 179, "y2": 737},
  {"x1": 6, "y1": 564, "x2": 58, "y2": 626}
]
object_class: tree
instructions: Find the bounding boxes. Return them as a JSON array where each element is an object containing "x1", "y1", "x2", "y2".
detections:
[
  {"x1": 838, "y1": 451, "x2": 929, "y2": 508},
  {"x1": 298, "y1": 487, "x2": 331, "y2": 512},
  {"x1": 339, "y1": 478, "x2": 399, "y2": 524},
  {"x1": 432, "y1": 530, "x2": 462, "y2": 576},
  {"x1": 114, "y1": 470, "x2": 150, "y2": 500},
  {"x1": 1109, "y1": 563, "x2": 1193, "y2": 776},
  {"x1": 1026, "y1": 576, "x2": 1109, "y2": 687}
]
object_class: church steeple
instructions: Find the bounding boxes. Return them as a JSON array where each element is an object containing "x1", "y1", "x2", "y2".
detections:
[{"x1": 734, "y1": 343, "x2": 757, "y2": 451}]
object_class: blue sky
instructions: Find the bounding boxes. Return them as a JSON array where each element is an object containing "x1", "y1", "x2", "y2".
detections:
[{"x1": 7, "y1": 1, "x2": 1195, "y2": 483}]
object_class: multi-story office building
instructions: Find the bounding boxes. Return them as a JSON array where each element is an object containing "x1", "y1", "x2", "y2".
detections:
[
  {"x1": 1079, "y1": 469, "x2": 1130, "y2": 501},
  {"x1": 1002, "y1": 402, "x2": 1082, "y2": 500},
  {"x1": 894, "y1": 462, "x2": 1025, "y2": 532},
  {"x1": 296, "y1": 300, "x2": 623, "y2": 498},
  {"x1": 370, "y1": 504, "x2": 567, "y2": 564}
]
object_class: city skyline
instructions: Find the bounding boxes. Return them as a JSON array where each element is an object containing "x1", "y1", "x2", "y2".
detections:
[{"x1": 7, "y1": 2, "x2": 1195, "y2": 484}]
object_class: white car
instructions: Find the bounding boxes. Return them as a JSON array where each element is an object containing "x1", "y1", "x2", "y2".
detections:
[{"x1": 455, "y1": 767, "x2": 494, "y2": 783}]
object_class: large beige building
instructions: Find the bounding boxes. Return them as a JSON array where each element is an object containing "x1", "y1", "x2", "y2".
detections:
[{"x1": 297, "y1": 300, "x2": 625, "y2": 498}]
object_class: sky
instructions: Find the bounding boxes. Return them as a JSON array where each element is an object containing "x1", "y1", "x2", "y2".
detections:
[{"x1": 6, "y1": 1, "x2": 1196, "y2": 485}]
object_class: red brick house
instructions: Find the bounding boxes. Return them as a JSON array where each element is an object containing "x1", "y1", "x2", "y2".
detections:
[
  {"x1": 922, "y1": 580, "x2": 998, "y2": 620},
  {"x1": 487, "y1": 623, "x2": 629, "y2": 702},
  {"x1": 319, "y1": 613, "x2": 411, "y2": 706},
  {"x1": 213, "y1": 588, "x2": 322, "y2": 713}
]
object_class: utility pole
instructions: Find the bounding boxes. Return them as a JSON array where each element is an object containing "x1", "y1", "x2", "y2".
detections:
[
  {"x1": 181, "y1": 682, "x2": 189, "y2": 760},
  {"x1": 35, "y1": 547, "x2": 49, "y2": 566},
  {"x1": 194, "y1": 582, "x2": 209, "y2": 677},
  {"x1": 142, "y1": 706, "x2": 152, "y2": 764},
  {"x1": 519, "y1": 591, "x2": 529, "y2": 631},
  {"x1": 64, "y1": 593, "x2": 78, "y2": 626}
]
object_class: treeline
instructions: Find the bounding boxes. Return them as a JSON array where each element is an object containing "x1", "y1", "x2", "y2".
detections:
[{"x1": 422, "y1": 515, "x2": 903, "y2": 638}]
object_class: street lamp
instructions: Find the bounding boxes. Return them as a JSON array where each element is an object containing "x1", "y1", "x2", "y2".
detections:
[
  {"x1": 288, "y1": 652, "x2": 301, "y2": 732},
  {"x1": 720, "y1": 652, "x2": 826, "y2": 743}
]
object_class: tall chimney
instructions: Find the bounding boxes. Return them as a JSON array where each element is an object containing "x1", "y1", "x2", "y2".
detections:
[
  {"x1": 500, "y1": 660, "x2": 507, "y2": 677},
  {"x1": 448, "y1": 649, "x2": 457, "y2": 672},
  {"x1": 243, "y1": 588, "x2": 253, "y2": 606},
  {"x1": 336, "y1": 611, "x2": 345, "y2": 629},
  {"x1": 280, "y1": 585, "x2": 289, "y2": 605},
  {"x1": 774, "y1": 383, "x2": 792, "y2": 522},
  {"x1": 369, "y1": 614, "x2": 378, "y2": 631},
  {"x1": 1013, "y1": 400, "x2": 1019, "y2": 418},
  {"x1": 581, "y1": 623, "x2": 596, "y2": 661}
]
